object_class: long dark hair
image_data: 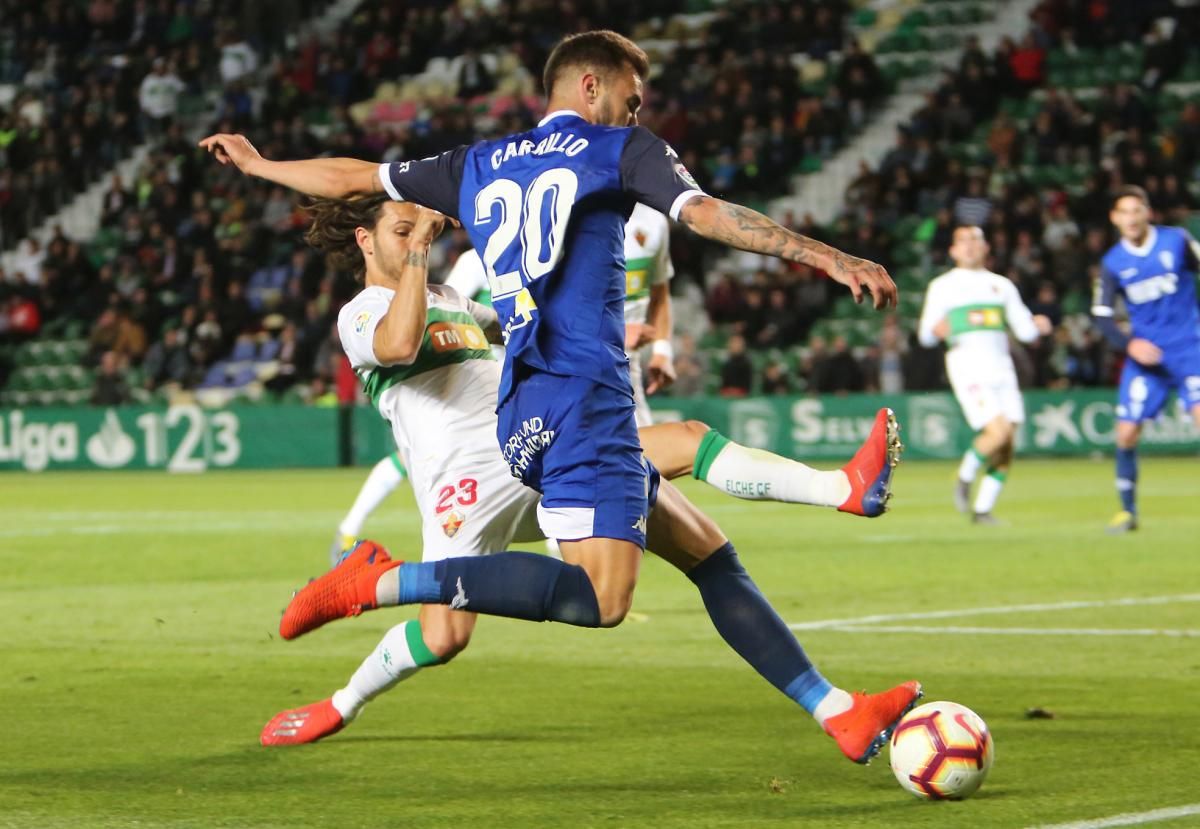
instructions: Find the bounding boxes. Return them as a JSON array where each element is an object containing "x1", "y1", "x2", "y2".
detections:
[{"x1": 302, "y1": 192, "x2": 390, "y2": 280}]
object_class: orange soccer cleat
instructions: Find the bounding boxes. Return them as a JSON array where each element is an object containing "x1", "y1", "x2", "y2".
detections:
[
  {"x1": 279, "y1": 540, "x2": 399, "y2": 640},
  {"x1": 260, "y1": 699, "x2": 346, "y2": 746},
  {"x1": 823, "y1": 680, "x2": 924, "y2": 764},
  {"x1": 837, "y1": 407, "x2": 903, "y2": 517}
]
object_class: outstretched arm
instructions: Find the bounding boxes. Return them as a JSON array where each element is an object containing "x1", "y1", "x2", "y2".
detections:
[
  {"x1": 677, "y1": 196, "x2": 897, "y2": 310},
  {"x1": 198, "y1": 133, "x2": 381, "y2": 197}
]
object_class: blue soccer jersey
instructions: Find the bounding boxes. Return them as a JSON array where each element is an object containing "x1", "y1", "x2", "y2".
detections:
[
  {"x1": 376, "y1": 111, "x2": 704, "y2": 545},
  {"x1": 1093, "y1": 225, "x2": 1200, "y2": 421},
  {"x1": 378, "y1": 110, "x2": 705, "y2": 405},
  {"x1": 1093, "y1": 225, "x2": 1200, "y2": 348}
]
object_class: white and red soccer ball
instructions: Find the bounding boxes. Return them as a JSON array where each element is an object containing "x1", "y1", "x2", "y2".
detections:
[{"x1": 889, "y1": 701, "x2": 994, "y2": 800}]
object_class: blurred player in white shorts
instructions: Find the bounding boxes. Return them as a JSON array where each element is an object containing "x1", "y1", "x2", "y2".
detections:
[{"x1": 918, "y1": 226, "x2": 1051, "y2": 523}]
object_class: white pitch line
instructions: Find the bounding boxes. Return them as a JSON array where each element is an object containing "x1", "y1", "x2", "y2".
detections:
[
  {"x1": 788, "y1": 594, "x2": 1200, "y2": 631},
  {"x1": 824, "y1": 625, "x2": 1200, "y2": 638},
  {"x1": 1030, "y1": 802, "x2": 1200, "y2": 829}
]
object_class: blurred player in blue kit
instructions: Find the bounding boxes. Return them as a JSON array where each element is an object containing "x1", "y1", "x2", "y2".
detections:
[
  {"x1": 202, "y1": 30, "x2": 920, "y2": 763},
  {"x1": 1092, "y1": 185, "x2": 1200, "y2": 533}
]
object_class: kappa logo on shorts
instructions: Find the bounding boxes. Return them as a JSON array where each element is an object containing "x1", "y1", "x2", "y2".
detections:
[
  {"x1": 450, "y1": 577, "x2": 469, "y2": 609},
  {"x1": 632, "y1": 514, "x2": 647, "y2": 535},
  {"x1": 441, "y1": 510, "x2": 464, "y2": 538}
]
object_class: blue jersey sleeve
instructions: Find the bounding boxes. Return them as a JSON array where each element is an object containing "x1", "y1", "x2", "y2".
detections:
[
  {"x1": 1184, "y1": 229, "x2": 1200, "y2": 272},
  {"x1": 618, "y1": 127, "x2": 706, "y2": 221},
  {"x1": 379, "y1": 146, "x2": 469, "y2": 220},
  {"x1": 1092, "y1": 264, "x2": 1130, "y2": 350}
]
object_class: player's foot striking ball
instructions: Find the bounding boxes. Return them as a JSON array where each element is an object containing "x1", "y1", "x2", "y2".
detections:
[
  {"x1": 837, "y1": 407, "x2": 903, "y2": 517},
  {"x1": 822, "y1": 680, "x2": 924, "y2": 764}
]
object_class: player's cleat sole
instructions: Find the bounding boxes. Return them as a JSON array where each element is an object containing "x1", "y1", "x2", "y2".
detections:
[
  {"x1": 328, "y1": 533, "x2": 358, "y2": 567},
  {"x1": 1106, "y1": 510, "x2": 1138, "y2": 534},
  {"x1": 838, "y1": 408, "x2": 903, "y2": 517},
  {"x1": 280, "y1": 539, "x2": 400, "y2": 640},
  {"x1": 954, "y1": 480, "x2": 971, "y2": 514},
  {"x1": 260, "y1": 698, "x2": 345, "y2": 746},
  {"x1": 824, "y1": 680, "x2": 923, "y2": 764}
]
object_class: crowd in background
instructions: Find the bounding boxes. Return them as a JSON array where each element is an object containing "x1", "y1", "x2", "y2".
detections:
[{"x1": 2, "y1": 0, "x2": 1199, "y2": 406}]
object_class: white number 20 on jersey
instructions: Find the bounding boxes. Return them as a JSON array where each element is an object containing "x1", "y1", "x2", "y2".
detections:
[{"x1": 473, "y1": 168, "x2": 578, "y2": 300}]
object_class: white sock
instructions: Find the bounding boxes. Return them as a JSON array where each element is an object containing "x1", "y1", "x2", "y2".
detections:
[
  {"x1": 330, "y1": 620, "x2": 428, "y2": 720},
  {"x1": 958, "y1": 448, "x2": 984, "y2": 484},
  {"x1": 338, "y1": 453, "x2": 406, "y2": 537},
  {"x1": 812, "y1": 687, "x2": 854, "y2": 728},
  {"x1": 545, "y1": 538, "x2": 562, "y2": 559},
  {"x1": 700, "y1": 437, "x2": 851, "y2": 507},
  {"x1": 973, "y1": 471, "x2": 1005, "y2": 514}
]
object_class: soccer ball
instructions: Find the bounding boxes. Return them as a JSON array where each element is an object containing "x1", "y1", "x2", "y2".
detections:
[{"x1": 889, "y1": 701, "x2": 994, "y2": 800}]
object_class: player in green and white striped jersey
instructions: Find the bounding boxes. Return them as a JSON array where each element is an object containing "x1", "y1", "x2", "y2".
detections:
[{"x1": 918, "y1": 226, "x2": 1051, "y2": 523}]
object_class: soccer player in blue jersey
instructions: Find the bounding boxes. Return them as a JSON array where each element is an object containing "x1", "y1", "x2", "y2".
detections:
[
  {"x1": 1092, "y1": 185, "x2": 1200, "y2": 533},
  {"x1": 200, "y1": 31, "x2": 918, "y2": 763}
]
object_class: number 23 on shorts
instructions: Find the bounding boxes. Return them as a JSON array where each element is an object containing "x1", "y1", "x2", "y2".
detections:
[{"x1": 435, "y1": 478, "x2": 479, "y2": 514}]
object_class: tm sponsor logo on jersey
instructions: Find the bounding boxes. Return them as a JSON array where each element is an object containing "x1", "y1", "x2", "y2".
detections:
[
  {"x1": 428, "y1": 321, "x2": 489, "y2": 352},
  {"x1": 489, "y1": 132, "x2": 589, "y2": 170},
  {"x1": 1124, "y1": 272, "x2": 1178, "y2": 304},
  {"x1": 501, "y1": 416, "x2": 555, "y2": 478}
]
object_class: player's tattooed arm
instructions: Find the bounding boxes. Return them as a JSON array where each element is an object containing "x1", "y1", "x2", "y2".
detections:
[
  {"x1": 198, "y1": 133, "x2": 380, "y2": 197},
  {"x1": 678, "y1": 196, "x2": 898, "y2": 310}
]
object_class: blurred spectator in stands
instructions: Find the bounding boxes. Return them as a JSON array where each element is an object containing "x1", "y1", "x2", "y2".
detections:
[
  {"x1": 219, "y1": 31, "x2": 259, "y2": 85},
  {"x1": 813, "y1": 335, "x2": 865, "y2": 395},
  {"x1": 671, "y1": 334, "x2": 705, "y2": 397},
  {"x1": 706, "y1": 273, "x2": 744, "y2": 325},
  {"x1": 113, "y1": 305, "x2": 148, "y2": 363},
  {"x1": 1140, "y1": 20, "x2": 1183, "y2": 92},
  {"x1": 92, "y1": 351, "x2": 131, "y2": 405},
  {"x1": 142, "y1": 324, "x2": 192, "y2": 390},
  {"x1": 1029, "y1": 281, "x2": 1064, "y2": 329},
  {"x1": 265, "y1": 322, "x2": 300, "y2": 392},
  {"x1": 878, "y1": 317, "x2": 906, "y2": 394},
  {"x1": 138, "y1": 57, "x2": 185, "y2": 134},
  {"x1": 6, "y1": 291, "x2": 41, "y2": 341},
  {"x1": 457, "y1": 47, "x2": 495, "y2": 98},
  {"x1": 88, "y1": 308, "x2": 120, "y2": 364},
  {"x1": 719, "y1": 334, "x2": 753, "y2": 397},
  {"x1": 12, "y1": 238, "x2": 46, "y2": 284},
  {"x1": 191, "y1": 309, "x2": 224, "y2": 368},
  {"x1": 1008, "y1": 33, "x2": 1045, "y2": 92},
  {"x1": 756, "y1": 287, "x2": 798, "y2": 349},
  {"x1": 953, "y1": 177, "x2": 993, "y2": 227},
  {"x1": 1042, "y1": 200, "x2": 1080, "y2": 252},
  {"x1": 761, "y1": 360, "x2": 791, "y2": 395}
]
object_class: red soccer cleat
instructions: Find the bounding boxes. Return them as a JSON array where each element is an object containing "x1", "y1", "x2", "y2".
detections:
[
  {"x1": 260, "y1": 698, "x2": 345, "y2": 746},
  {"x1": 279, "y1": 539, "x2": 400, "y2": 640},
  {"x1": 823, "y1": 680, "x2": 923, "y2": 764},
  {"x1": 837, "y1": 407, "x2": 903, "y2": 517}
]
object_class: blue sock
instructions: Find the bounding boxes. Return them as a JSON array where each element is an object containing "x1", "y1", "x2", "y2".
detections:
[
  {"x1": 1116, "y1": 447, "x2": 1137, "y2": 514},
  {"x1": 393, "y1": 552, "x2": 601, "y2": 627},
  {"x1": 687, "y1": 542, "x2": 832, "y2": 713}
]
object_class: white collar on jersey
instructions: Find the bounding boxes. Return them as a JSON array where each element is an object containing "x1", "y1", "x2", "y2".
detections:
[
  {"x1": 538, "y1": 109, "x2": 585, "y2": 126},
  {"x1": 1120, "y1": 225, "x2": 1157, "y2": 257}
]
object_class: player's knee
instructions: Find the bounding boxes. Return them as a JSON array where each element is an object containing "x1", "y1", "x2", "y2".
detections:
[
  {"x1": 593, "y1": 584, "x2": 635, "y2": 628},
  {"x1": 681, "y1": 420, "x2": 711, "y2": 441},
  {"x1": 420, "y1": 622, "x2": 473, "y2": 662}
]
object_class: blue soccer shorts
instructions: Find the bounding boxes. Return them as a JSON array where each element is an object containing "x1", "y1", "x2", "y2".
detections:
[
  {"x1": 1116, "y1": 338, "x2": 1200, "y2": 423},
  {"x1": 496, "y1": 369, "x2": 660, "y2": 547}
]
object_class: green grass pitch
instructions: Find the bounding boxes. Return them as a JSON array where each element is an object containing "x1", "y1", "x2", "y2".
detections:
[{"x1": 1, "y1": 457, "x2": 1198, "y2": 829}]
